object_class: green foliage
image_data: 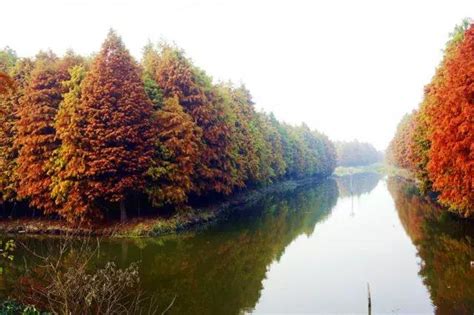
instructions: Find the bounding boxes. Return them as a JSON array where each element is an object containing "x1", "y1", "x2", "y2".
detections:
[
  {"x1": 143, "y1": 74, "x2": 163, "y2": 109},
  {"x1": 0, "y1": 300, "x2": 44, "y2": 315},
  {"x1": 147, "y1": 96, "x2": 201, "y2": 207},
  {"x1": 0, "y1": 47, "x2": 18, "y2": 73},
  {"x1": 0, "y1": 239, "x2": 15, "y2": 262}
]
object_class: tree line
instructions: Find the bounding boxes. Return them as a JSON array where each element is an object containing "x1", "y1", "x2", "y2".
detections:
[
  {"x1": 335, "y1": 140, "x2": 383, "y2": 167},
  {"x1": 387, "y1": 19, "x2": 474, "y2": 217},
  {"x1": 0, "y1": 30, "x2": 337, "y2": 223}
]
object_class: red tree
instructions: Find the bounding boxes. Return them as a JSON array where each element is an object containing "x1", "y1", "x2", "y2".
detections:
[
  {"x1": 63, "y1": 31, "x2": 154, "y2": 221},
  {"x1": 15, "y1": 55, "x2": 65, "y2": 213},
  {"x1": 427, "y1": 24, "x2": 474, "y2": 216}
]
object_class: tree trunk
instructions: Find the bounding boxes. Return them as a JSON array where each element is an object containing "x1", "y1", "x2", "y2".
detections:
[{"x1": 120, "y1": 200, "x2": 127, "y2": 222}]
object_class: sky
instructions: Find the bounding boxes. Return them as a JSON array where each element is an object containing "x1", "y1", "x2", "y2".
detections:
[{"x1": 1, "y1": 0, "x2": 473, "y2": 150}]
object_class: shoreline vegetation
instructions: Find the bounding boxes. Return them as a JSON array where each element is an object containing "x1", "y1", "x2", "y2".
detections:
[
  {"x1": 387, "y1": 19, "x2": 474, "y2": 218},
  {"x1": 0, "y1": 31, "x2": 337, "y2": 226},
  {"x1": 0, "y1": 176, "x2": 327, "y2": 237}
]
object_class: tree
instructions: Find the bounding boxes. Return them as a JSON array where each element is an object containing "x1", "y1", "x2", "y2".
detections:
[
  {"x1": 427, "y1": 23, "x2": 474, "y2": 216},
  {"x1": 0, "y1": 47, "x2": 17, "y2": 73},
  {"x1": 315, "y1": 131, "x2": 337, "y2": 176},
  {"x1": 152, "y1": 44, "x2": 237, "y2": 195},
  {"x1": 256, "y1": 112, "x2": 286, "y2": 181},
  {"x1": 0, "y1": 72, "x2": 16, "y2": 204},
  {"x1": 336, "y1": 140, "x2": 383, "y2": 167},
  {"x1": 226, "y1": 84, "x2": 261, "y2": 184},
  {"x1": 0, "y1": 59, "x2": 34, "y2": 205},
  {"x1": 50, "y1": 65, "x2": 87, "y2": 218},
  {"x1": 387, "y1": 19, "x2": 473, "y2": 216},
  {"x1": 63, "y1": 30, "x2": 154, "y2": 222},
  {"x1": 386, "y1": 112, "x2": 417, "y2": 170},
  {"x1": 142, "y1": 43, "x2": 163, "y2": 109},
  {"x1": 147, "y1": 96, "x2": 201, "y2": 207},
  {"x1": 15, "y1": 54, "x2": 65, "y2": 214}
]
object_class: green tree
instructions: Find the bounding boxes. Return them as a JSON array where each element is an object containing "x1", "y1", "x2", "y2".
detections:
[
  {"x1": 147, "y1": 96, "x2": 202, "y2": 207},
  {"x1": 50, "y1": 65, "x2": 87, "y2": 218}
]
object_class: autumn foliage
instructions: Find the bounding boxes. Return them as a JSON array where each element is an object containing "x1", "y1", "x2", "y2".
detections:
[
  {"x1": 147, "y1": 96, "x2": 201, "y2": 207},
  {"x1": 0, "y1": 72, "x2": 14, "y2": 95},
  {"x1": 0, "y1": 32, "x2": 337, "y2": 223},
  {"x1": 388, "y1": 20, "x2": 474, "y2": 217},
  {"x1": 15, "y1": 55, "x2": 67, "y2": 213}
]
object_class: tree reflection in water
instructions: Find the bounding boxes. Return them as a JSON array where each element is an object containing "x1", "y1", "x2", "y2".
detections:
[
  {"x1": 389, "y1": 177, "x2": 474, "y2": 315},
  {"x1": 336, "y1": 172, "x2": 382, "y2": 198},
  {"x1": 4, "y1": 179, "x2": 339, "y2": 314}
]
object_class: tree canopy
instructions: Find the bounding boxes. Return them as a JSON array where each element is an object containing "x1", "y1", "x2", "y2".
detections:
[
  {"x1": 387, "y1": 19, "x2": 474, "y2": 217},
  {"x1": 0, "y1": 33, "x2": 337, "y2": 223}
]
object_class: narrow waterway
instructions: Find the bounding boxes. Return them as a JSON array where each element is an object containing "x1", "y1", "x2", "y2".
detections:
[{"x1": 2, "y1": 174, "x2": 473, "y2": 314}]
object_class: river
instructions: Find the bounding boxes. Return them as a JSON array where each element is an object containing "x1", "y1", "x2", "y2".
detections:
[{"x1": 1, "y1": 174, "x2": 473, "y2": 314}]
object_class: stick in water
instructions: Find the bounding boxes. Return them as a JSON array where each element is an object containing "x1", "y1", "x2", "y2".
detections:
[{"x1": 367, "y1": 282, "x2": 371, "y2": 315}]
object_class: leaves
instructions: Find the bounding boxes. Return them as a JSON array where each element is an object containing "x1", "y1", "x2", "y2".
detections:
[
  {"x1": 0, "y1": 35, "x2": 337, "y2": 223},
  {"x1": 388, "y1": 20, "x2": 474, "y2": 216}
]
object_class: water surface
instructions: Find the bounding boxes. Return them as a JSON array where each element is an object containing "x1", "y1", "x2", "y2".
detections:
[{"x1": 2, "y1": 174, "x2": 473, "y2": 314}]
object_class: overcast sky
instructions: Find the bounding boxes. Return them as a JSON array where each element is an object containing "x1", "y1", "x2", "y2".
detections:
[{"x1": 1, "y1": 0, "x2": 473, "y2": 150}]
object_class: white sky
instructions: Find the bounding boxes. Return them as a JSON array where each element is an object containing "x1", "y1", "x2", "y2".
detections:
[{"x1": 1, "y1": 0, "x2": 473, "y2": 150}]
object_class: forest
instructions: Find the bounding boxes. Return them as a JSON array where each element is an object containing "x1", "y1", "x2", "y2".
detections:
[
  {"x1": 387, "y1": 19, "x2": 474, "y2": 218},
  {"x1": 335, "y1": 140, "x2": 383, "y2": 167},
  {"x1": 0, "y1": 31, "x2": 337, "y2": 224}
]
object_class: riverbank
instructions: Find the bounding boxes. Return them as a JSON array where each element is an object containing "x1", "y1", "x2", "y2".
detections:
[
  {"x1": 333, "y1": 162, "x2": 387, "y2": 176},
  {"x1": 0, "y1": 177, "x2": 326, "y2": 238}
]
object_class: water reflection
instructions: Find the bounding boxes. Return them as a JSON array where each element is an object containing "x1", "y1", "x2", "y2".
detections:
[
  {"x1": 4, "y1": 179, "x2": 339, "y2": 314},
  {"x1": 4, "y1": 177, "x2": 472, "y2": 314},
  {"x1": 336, "y1": 172, "x2": 382, "y2": 198},
  {"x1": 388, "y1": 177, "x2": 474, "y2": 315}
]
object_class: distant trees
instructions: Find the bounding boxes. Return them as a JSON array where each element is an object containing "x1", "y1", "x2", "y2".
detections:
[
  {"x1": 0, "y1": 32, "x2": 337, "y2": 223},
  {"x1": 335, "y1": 140, "x2": 383, "y2": 167},
  {"x1": 387, "y1": 19, "x2": 474, "y2": 217}
]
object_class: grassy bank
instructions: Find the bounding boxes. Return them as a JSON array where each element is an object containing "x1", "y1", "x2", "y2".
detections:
[{"x1": 333, "y1": 162, "x2": 415, "y2": 178}]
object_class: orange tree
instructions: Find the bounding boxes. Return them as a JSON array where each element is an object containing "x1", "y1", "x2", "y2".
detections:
[
  {"x1": 0, "y1": 72, "x2": 16, "y2": 203},
  {"x1": 58, "y1": 31, "x2": 155, "y2": 222},
  {"x1": 15, "y1": 53, "x2": 67, "y2": 214},
  {"x1": 427, "y1": 23, "x2": 474, "y2": 216},
  {"x1": 0, "y1": 58, "x2": 34, "y2": 205}
]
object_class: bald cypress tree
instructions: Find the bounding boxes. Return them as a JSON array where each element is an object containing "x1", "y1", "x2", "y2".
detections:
[
  {"x1": 64, "y1": 31, "x2": 154, "y2": 221},
  {"x1": 147, "y1": 96, "x2": 201, "y2": 207},
  {"x1": 0, "y1": 59, "x2": 34, "y2": 205},
  {"x1": 151, "y1": 45, "x2": 237, "y2": 195},
  {"x1": 50, "y1": 65, "x2": 87, "y2": 219},
  {"x1": 0, "y1": 72, "x2": 16, "y2": 204},
  {"x1": 15, "y1": 55, "x2": 65, "y2": 213}
]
